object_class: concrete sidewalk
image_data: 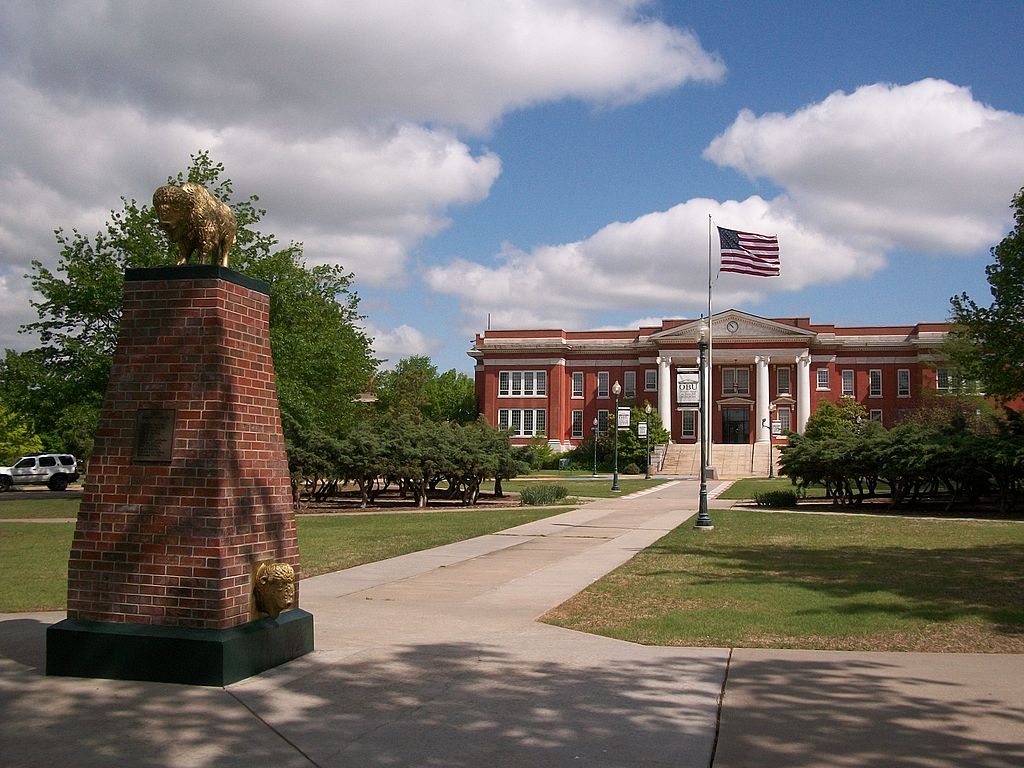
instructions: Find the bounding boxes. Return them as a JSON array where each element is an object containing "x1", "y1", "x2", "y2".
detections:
[{"x1": 2, "y1": 479, "x2": 1022, "y2": 767}]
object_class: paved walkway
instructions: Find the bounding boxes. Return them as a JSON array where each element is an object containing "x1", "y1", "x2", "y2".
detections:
[{"x1": 2, "y1": 480, "x2": 1022, "y2": 767}]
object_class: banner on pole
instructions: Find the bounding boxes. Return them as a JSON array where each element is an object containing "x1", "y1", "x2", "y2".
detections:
[
  {"x1": 676, "y1": 370, "x2": 699, "y2": 407},
  {"x1": 617, "y1": 407, "x2": 631, "y2": 429}
]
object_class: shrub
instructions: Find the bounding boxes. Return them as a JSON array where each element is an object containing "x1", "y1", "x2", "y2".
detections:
[
  {"x1": 519, "y1": 484, "x2": 569, "y2": 506},
  {"x1": 754, "y1": 490, "x2": 799, "y2": 508},
  {"x1": 623, "y1": 462, "x2": 642, "y2": 475}
]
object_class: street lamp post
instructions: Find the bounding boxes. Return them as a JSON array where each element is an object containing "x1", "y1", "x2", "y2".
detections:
[
  {"x1": 644, "y1": 401, "x2": 652, "y2": 479},
  {"x1": 695, "y1": 324, "x2": 713, "y2": 530},
  {"x1": 592, "y1": 417, "x2": 599, "y2": 477},
  {"x1": 768, "y1": 403, "x2": 777, "y2": 478},
  {"x1": 611, "y1": 381, "x2": 621, "y2": 492}
]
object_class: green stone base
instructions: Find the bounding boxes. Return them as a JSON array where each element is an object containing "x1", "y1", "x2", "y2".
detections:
[{"x1": 46, "y1": 610, "x2": 313, "y2": 686}]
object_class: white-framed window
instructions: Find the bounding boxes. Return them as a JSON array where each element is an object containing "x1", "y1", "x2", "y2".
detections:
[
  {"x1": 841, "y1": 369, "x2": 855, "y2": 397},
  {"x1": 936, "y1": 367, "x2": 952, "y2": 391},
  {"x1": 816, "y1": 368, "x2": 831, "y2": 390},
  {"x1": 644, "y1": 369, "x2": 657, "y2": 391},
  {"x1": 571, "y1": 409, "x2": 584, "y2": 438},
  {"x1": 624, "y1": 371, "x2": 636, "y2": 399},
  {"x1": 869, "y1": 369, "x2": 882, "y2": 398},
  {"x1": 897, "y1": 368, "x2": 911, "y2": 398},
  {"x1": 597, "y1": 409, "x2": 610, "y2": 434},
  {"x1": 776, "y1": 367, "x2": 791, "y2": 396},
  {"x1": 598, "y1": 371, "x2": 610, "y2": 398},
  {"x1": 499, "y1": 370, "x2": 547, "y2": 397},
  {"x1": 722, "y1": 367, "x2": 750, "y2": 396},
  {"x1": 681, "y1": 409, "x2": 696, "y2": 438},
  {"x1": 777, "y1": 406, "x2": 792, "y2": 433},
  {"x1": 571, "y1": 371, "x2": 584, "y2": 399},
  {"x1": 498, "y1": 408, "x2": 546, "y2": 437},
  {"x1": 869, "y1": 409, "x2": 883, "y2": 424}
]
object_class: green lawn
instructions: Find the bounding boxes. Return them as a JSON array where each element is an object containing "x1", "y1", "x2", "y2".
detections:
[
  {"x1": 0, "y1": 506, "x2": 564, "y2": 613},
  {"x1": 0, "y1": 498, "x2": 81, "y2": 519},
  {"x1": 543, "y1": 509, "x2": 1024, "y2": 653},
  {"x1": 0, "y1": 522, "x2": 77, "y2": 612},
  {"x1": 489, "y1": 477, "x2": 666, "y2": 499},
  {"x1": 718, "y1": 477, "x2": 821, "y2": 500}
]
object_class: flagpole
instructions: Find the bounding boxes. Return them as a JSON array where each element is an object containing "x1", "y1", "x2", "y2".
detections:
[{"x1": 706, "y1": 215, "x2": 714, "y2": 472}]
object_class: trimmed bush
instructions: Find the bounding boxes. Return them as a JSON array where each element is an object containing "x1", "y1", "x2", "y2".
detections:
[
  {"x1": 623, "y1": 462, "x2": 642, "y2": 475},
  {"x1": 519, "y1": 484, "x2": 569, "y2": 506},
  {"x1": 754, "y1": 490, "x2": 799, "y2": 508}
]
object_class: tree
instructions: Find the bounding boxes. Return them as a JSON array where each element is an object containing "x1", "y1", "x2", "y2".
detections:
[
  {"x1": 0, "y1": 400, "x2": 43, "y2": 464},
  {"x1": 374, "y1": 356, "x2": 478, "y2": 425},
  {"x1": 950, "y1": 186, "x2": 1024, "y2": 402},
  {"x1": 1, "y1": 151, "x2": 376, "y2": 451}
]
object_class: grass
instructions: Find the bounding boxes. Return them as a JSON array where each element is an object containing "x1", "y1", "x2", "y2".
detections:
[
  {"x1": 719, "y1": 478, "x2": 821, "y2": 500},
  {"x1": 296, "y1": 507, "x2": 562, "y2": 577},
  {"x1": 543, "y1": 509, "x2": 1024, "y2": 653},
  {"x1": 488, "y1": 477, "x2": 665, "y2": 499},
  {"x1": 0, "y1": 498, "x2": 81, "y2": 519},
  {"x1": 0, "y1": 522, "x2": 76, "y2": 612},
  {"x1": 0, "y1": 506, "x2": 565, "y2": 613}
]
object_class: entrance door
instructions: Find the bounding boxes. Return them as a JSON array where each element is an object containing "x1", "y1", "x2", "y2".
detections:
[{"x1": 722, "y1": 408, "x2": 749, "y2": 444}]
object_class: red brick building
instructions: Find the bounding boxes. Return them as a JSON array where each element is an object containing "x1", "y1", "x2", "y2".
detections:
[{"x1": 469, "y1": 310, "x2": 956, "y2": 451}]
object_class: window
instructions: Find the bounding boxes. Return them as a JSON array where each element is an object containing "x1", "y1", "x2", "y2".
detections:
[
  {"x1": 681, "y1": 410, "x2": 696, "y2": 438},
  {"x1": 597, "y1": 409, "x2": 609, "y2": 434},
  {"x1": 869, "y1": 409, "x2": 883, "y2": 424},
  {"x1": 816, "y1": 368, "x2": 830, "y2": 390},
  {"x1": 841, "y1": 369, "x2": 855, "y2": 397},
  {"x1": 936, "y1": 368, "x2": 952, "y2": 391},
  {"x1": 624, "y1": 371, "x2": 636, "y2": 399},
  {"x1": 869, "y1": 369, "x2": 882, "y2": 398},
  {"x1": 598, "y1": 371, "x2": 610, "y2": 398},
  {"x1": 39, "y1": 456, "x2": 57, "y2": 467},
  {"x1": 722, "y1": 367, "x2": 750, "y2": 396},
  {"x1": 571, "y1": 371, "x2": 584, "y2": 398},
  {"x1": 14, "y1": 457, "x2": 35, "y2": 469},
  {"x1": 645, "y1": 369, "x2": 657, "y2": 391},
  {"x1": 498, "y1": 408, "x2": 547, "y2": 437},
  {"x1": 571, "y1": 409, "x2": 584, "y2": 438},
  {"x1": 776, "y1": 367, "x2": 791, "y2": 396},
  {"x1": 499, "y1": 370, "x2": 547, "y2": 397},
  {"x1": 777, "y1": 406, "x2": 792, "y2": 433},
  {"x1": 897, "y1": 369, "x2": 911, "y2": 398}
]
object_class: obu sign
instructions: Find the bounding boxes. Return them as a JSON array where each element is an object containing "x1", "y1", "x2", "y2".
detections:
[{"x1": 676, "y1": 370, "x2": 699, "y2": 407}]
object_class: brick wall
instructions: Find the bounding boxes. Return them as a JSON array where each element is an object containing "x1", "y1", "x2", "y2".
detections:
[{"x1": 66, "y1": 267, "x2": 299, "y2": 630}]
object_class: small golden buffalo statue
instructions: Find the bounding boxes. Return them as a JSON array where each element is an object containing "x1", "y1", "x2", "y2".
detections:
[
  {"x1": 152, "y1": 181, "x2": 237, "y2": 268},
  {"x1": 253, "y1": 561, "x2": 296, "y2": 620}
]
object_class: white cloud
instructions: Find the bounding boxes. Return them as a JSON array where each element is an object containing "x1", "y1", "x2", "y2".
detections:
[
  {"x1": 703, "y1": 79, "x2": 1024, "y2": 254},
  {"x1": 2, "y1": 1, "x2": 724, "y2": 134},
  {"x1": 0, "y1": 2, "x2": 723, "y2": 351},
  {"x1": 363, "y1": 322, "x2": 442, "y2": 368},
  {"x1": 425, "y1": 196, "x2": 885, "y2": 332}
]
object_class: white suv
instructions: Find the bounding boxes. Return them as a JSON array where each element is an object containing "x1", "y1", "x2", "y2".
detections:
[{"x1": 0, "y1": 454, "x2": 80, "y2": 492}]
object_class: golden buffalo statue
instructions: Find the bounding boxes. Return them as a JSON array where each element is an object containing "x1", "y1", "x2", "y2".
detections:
[{"x1": 152, "y1": 181, "x2": 237, "y2": 267}]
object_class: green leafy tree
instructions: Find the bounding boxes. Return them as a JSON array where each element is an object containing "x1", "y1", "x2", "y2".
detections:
[
  {"x1": 950, "y1": 186, "x2": 1024, "y2": 402},
  {"x1": 375, "y1": 356, "x2": 478, "y2": 425},
  {"x1": 1, "y1": 151, "x2": 375, "y2": 451},
  {"x1": 0, "y1": 400, "x2": 43, "y2": 464}
]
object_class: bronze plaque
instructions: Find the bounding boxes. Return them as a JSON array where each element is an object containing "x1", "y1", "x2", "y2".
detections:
[{"x1": 134, "y1": 409, "x2": 176, "y2": 463}]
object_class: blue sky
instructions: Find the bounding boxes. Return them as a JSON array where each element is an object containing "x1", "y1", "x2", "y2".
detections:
[{"x1": 2, "y1": 1, "x2": 1022, "y2": 374}]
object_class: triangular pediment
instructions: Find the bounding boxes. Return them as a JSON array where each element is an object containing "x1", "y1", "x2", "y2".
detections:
[{"x1": 648, "y1": 310, "x2": 817, "y2": 342}]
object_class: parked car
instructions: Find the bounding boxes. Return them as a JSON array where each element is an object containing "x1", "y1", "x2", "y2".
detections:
[{"x1": 0, "y1": 453, "x2": 80, "y2": 491}]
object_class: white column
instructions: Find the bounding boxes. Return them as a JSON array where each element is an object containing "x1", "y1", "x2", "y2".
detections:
[
  {"x1": 755, "y1": 355, "x2": 770, "y2": 442},
  {"x1": 657, "y1": 356, "x2": 672, "y2": 438},
  {"x1": 796, "y1": 352, "x2": 811, "y2": 434}
]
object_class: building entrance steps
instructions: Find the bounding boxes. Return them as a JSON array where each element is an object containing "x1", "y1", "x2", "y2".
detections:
[
  {"x1": 661, "y1": 443, "x2": 775, "y2": 478},
  {"x1": 3, "y1": 479, "x2": 1023, "y2": 767}
]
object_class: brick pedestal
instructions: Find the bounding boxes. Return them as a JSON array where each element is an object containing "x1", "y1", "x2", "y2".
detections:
[{"x1": 47, "y1": 266, "x2": 312, "y2": 685}]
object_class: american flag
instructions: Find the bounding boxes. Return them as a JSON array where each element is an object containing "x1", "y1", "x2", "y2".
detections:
[{"x1": 717, "y1": 227, "x2": 780, "y2": 277}]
